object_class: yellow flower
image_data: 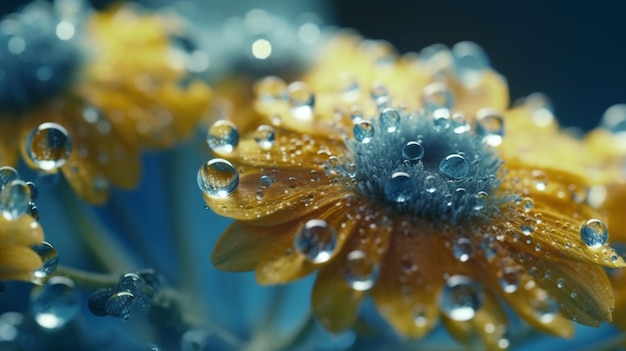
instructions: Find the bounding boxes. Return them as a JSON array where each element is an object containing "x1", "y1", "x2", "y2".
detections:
[
  {"x1": 0, "y1": 2, "x2": 211, "y2": 204},
  {"x1": 199, "y1": 33, "x2": 625, "y2": 350}
]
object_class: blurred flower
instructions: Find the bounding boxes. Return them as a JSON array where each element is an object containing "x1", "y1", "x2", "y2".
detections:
[
  {"x1": 200, "y1": 33, "x2": 626, "y2": 350},
  {"x1": 0, "y1": 0, "x2": 211, "y2": 204}
]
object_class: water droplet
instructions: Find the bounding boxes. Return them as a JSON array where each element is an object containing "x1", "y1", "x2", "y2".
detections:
[
  {"x1": 294, "y1": 219, "x2": 337, "y2": 264},
  {"x1": 197, "y1": 159, "x2": 239, "y2": 198},
  {"x1": 370, "y1": 82, "x2": 389, "y2": 107},
  {"x1": 253, "y1": 125, "x2": 275, "y2": 150},
  {"x1": 31, "y1": 241, "x2": 59, "y2": 279},
  {"x1": 118, "y1": 273, "x2": 144, "y2": 296},
  {"x1": 342, "y1": 250, "x2": 379, "y2": 291},
  {"x1": 353, "y1": 120, "x2": 374, "y2": 143},
  {"x1": 207, "y1": 120, "x2": 239, "y2": 154},
  {"x1": 439, "y1": 275, "x2": 483, "y2": 321},
  {"x1": 31, "y1": 276, "x2": 79, "y2": 330},
  {"x1": 181, "y1": 329, "x2": 211, "y2": 351},
  {"x1": 432, "y1": 110, "x2": 450, "y2": 132},
  {"x1": 451, "y1": 113, "x2": 470, "y2": 133},
  {"x1": 384, "y1": 172, "x2": 413, "y2": 203},
  {"x1": 259, "y1": 175, "x2": 273, "y2": 188},
  {"x1": 379, "y1": 108, "x2": 400, "y2": 133},
  {"x1": 452, "y1": 41, "x2": 489, "y2": 87},
  {"x1": 453, "y1": 238, "x2": 472, "y2": 262},
  {"x1": 288, "y1": 82, "x2": 315, "y2": 120},
  {"x1": 424, "y1": 175, "x2": 437, "y2": 193},
  {"x1": 26, "y1": 122, "x2": 72, "y2": 171},
  {"x1": 556, "y1": 279, "x2": 564, "y2": 288},
  {"x1": 521, "y1": 197, "x2": 534, "y2": 212},
  {"x1": 422, "y1": 82, "x2": 454, "y2": 115},
  {"x1": 88, "y1": 288, "x2": 115, "y2": 316},
  {"x1": 601, "y1": 104, "x2": 626, "y2": 137},
  {"x1": 256, "y1": 76, "x2": 287, "y2": 103},
  {"x1": 439, "y1": 154, "x2": 469, "y2": 180},
  {"x1": 413, "y1": 304, "x2": 428, "y2": 327},
  {"x1": 579, "y1": 219, "x2": 608, "y2": 248},
  {"x1": 532, "y1": 294, "x2": 558, "y2": 323},
  {"x1": 499, "y1": 267, "x2": 519, "y2": 293},
  {"x1": 402, "y1": 141, "x2": 424, "y2": 161},
  {"x1": 105, "y1": 291, "x2": 138, "y2": 320},
  {"x1": 0, "y1": 167, "x2": 18, "y2": 189},
  {"x1": 28, "y1": 202, "x2": 39, "y2": 220},
  {"x1": 0, "y1": 180, "x2": 31, "y2": 220},
  {"x1": 475, "y1": 108, "x2": 505, "y2": 146}
]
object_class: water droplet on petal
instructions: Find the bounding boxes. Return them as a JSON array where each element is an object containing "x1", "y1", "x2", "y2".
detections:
[
  {"x1": 499, "y1": 267, "x2": 519, "y2": 293},
  {"x1": 0, "y1": 180, "x2": 31, "y2": 220},
  {"x1": 353, "y1": 120, "x2": 374, "y2": 143},
  {"x1": 259, "y1": 175, "x2": 273, "y2": 188},
  {"x1": 439, "y1": 154, "x2": 469, "y2": 180},
  {"x1": 580, "y1": 219, "x2": 608, "y2": 248},
  {"x1": 422, "y1": 82, "x2": 454, "y2": 115},
  {"x1": 26, "y1": 122, "x2": 72, "y2": 171},
  {"x1": 453, "y1": 238, "x2": 472, "y2": 262},
  {"x1": 451, "y1": 113, "x2": 470, "y2": 133},
  {"x1": 118, "y1": 273, "x2": 144, "y2": 296},
  {"x1": 384, "y1": 172, "x2": 413, "y2": 203},
  {"x1": 253, "y1": 125, "x2": 275, "y2": 150},
  {"x1": 402, "y1": 141, "x2": 424, "y2": 161},
  {"x1": 294, "y1": 219, "x2": 337, "y2": 264},
  {"x1": 197, "y1": 159, "x2": 239, "y2": 198},
  {"x1": 379, "y1": 108, "x2": 400, "y2": 133},
  {"x1": 288, "y1": 82, "x2": 315, "y2": 120},
  {"x1": 452, "y1": 41, "x2": 489, "y2": 87},
  {"x1": 475, "y1": 108, "x2": 505, "y2": 146},
  {"x1": 439, "y1": 275, "x2": 483, "y2": 321},
  {"x1": 207, "y1": 120, "x2": 239, "y2": 154},
  {"x1": 0, "y1": 167, "x2": 18, "y2": 189},
  {"x1": 31, "y1": 241, "x2": 58, "y2": 279},
  {"x1": 31, "y1": 276, "x2": 79, "y2": 330},
  {"x1": 521, "y1": 197, "x2": 534, "y2": 212},
  {"x1": 342, "y1": 250, "x2": 379, "y2": 291}
]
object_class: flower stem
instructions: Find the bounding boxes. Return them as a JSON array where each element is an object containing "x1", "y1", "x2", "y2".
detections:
[{"x1": 53, "y1": 264, "x2": 119, "y2": 288}]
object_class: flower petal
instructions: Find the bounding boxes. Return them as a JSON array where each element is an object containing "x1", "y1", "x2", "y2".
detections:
[
  {"x1": 0, "y1": 216, "x2": 44, "y2": 246},
  {"x1": 0, "y1": 245, "x2": 42, "y2": 281}
]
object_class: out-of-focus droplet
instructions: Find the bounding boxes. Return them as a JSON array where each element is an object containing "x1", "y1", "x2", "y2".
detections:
[
  {"x1": 402, "y1": 141, "x2": 424, "y2": 161},
  {"x1": 580, "y1": 219, "x2": 609, "y2": 248},
  {"x1": 384, "y1": 172, "x2": 413, "y2": 203},
  {"x1": 117, "y1": 273, "x2": 144, "y2": 296},
  {"x1": 31, "y1": 276, "x2": 79, "y2": 330},
  {"x1": 439, "y1": 154, "x2": 469, "y2": 180},
  {"x1": 256, "y1": 76, "x2": 287, "y2": 103},
  {"x1": 288, "y1": 81, "x2": 314, "y2": 120},
  {"x1": 294, "y1": 219, "x2": 337, "y2": 264},
  {"x1": 253, "y1": 125, "x2": 275, "y2": 149},
  {"x1": 0, "y1": 167, "x2": 19, "y2": 189},
  {"x1": 88, "y1": 288, "x2": 115, "y2": 317},
  {"x1": 475, "y1": 108, "x2": 505, "y2": 146},
  {"x1": 25, "y1": 122, "x2": 72, "y2": 171},
  {"x1": 207, "y1": 120, "x2": 239, "y2": 154},
  {"x1": 197, "y1": 159, "x2": 239, "y2": 198},
  {"x1": 181, "y1": 329, "x2": 211, "y2": 351},
  {"x1": 379, "y1": 108, "x2": 400, "y2": 133},
  {"x1": 342, "y1": 250, "x2": 379, "y2": 291},
  {"x1": 31, "y1": 241, "x2": 58, "y2": 279},
  {"x1": 439, "y1": 275, "x2": 483, "y2": 321},
  {"x1": 353, "y1": 120, "x2": 374, "y2": 143},
  {"x1": 0, "y1": 180, "x2": 31, "y2": 220}
]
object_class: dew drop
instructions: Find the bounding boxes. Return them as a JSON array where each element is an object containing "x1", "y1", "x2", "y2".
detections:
[
  {"x1": 384, "y1": 172, "x2": 413, "y2": 203},
  {"x1": 31, "y1": 241, "x2": 59, "y2": 279},
  {"x1": 342, "y1": 250, "x2": 379, "y2": 291},
  {"x1": 25, "y1": 181, "x2": 38, "y2": 201},
  {"x1": 532, "y1": 294, "x2": 558, "y2": 323},
  {"x1": 0, "y1": 167, "x2": 18, "y2": 189},
  {"x1": 259, "y1": 175, "x2": 273, "y2": 188},
  {"x1": 439, "y1": 154, "x2": 469, "y2": 180},
  {"x1": 475, "y1": 108, "x2": 505, "y2": 146},
  {"x1": 0, "y1": 180, "x2": 31, "y2": 220},
  {"x1": 197, "y1": 159, "x2": 239, "y2": 198},
  {"x1": 422, "y1": 82, "x2": 454, "y2": 115},
  {"x1": 88, "y1": 288, "x2": 115, "y2": 317},
  {"x1": 288, "y1": 82, "x2": 315, "y2": 120},
  {"x1": 453, "y1": 238, "x2": 472, "y2": 262},
  {"x1": 424, "y1": 175, "x2": 437, "y2": 193},
  {"x1": 499, "y1": 267, "x2": 519, "y2": 293},
  {"x1": 207, "y1": 120, "x2": 239, "y2": 154},
  {"x1": 521, "y1": 197, "x2": 534, "y2": 212},
  {"x1": 439, "y1": 275, "x2": 483, "y2": 321},
  {"x1": 105, "y1": 291, "x2": 138, "y2": 320},
  {"x1": 402, "y1": 141, "x2": 424, "y2": 161},
  {"x1": 26, "y1": 122, "x2": 72, "y2": 171},
  {"x1": 118, "y1": 273, "x2": 144, "y2": 296},
  {"x1": 31, "y1": 276, "x2": 79, "y2": 330},
  {"x1": 294, "y1": 219, "x2": 337, "y2": 264},
  {"x1": 379, "y1": 108, "x2": 400, "y2": 133},
  {"x1": 579, "y1": 219, "x2": 608, "y2": 248},
  {"x1": 253, "y1": 125, "x2": 275, "y2": 150},
  {"x1": 353, "y1": 120, "x2": 375, "y2": 143}
]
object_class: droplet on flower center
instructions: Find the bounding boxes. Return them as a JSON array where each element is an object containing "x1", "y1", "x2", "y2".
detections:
[
  {"x1": 0, "y1": 179, "x2": 31, "y2": 220},
  {"x1": 253, "y1": 124, "x2": 275, "y2": 149},
  {"x1": 197, "y1": 159, "x2": 239, "y2": 198},
  {"x1": 402, "y1": 141, "x2": 424, "y2": 161},
  {"x1": 342, "y1": 250, "x2": 379, "y2": 291},
  {"x1": 353, "y1": 120, "x2": 375, "y2": 143},
  {"x1": 294, "y1": 219, "x2": 337, "y2": 264},
  {"x1": 379, "y1": 108, "x2": 400, "y2": 133},
  {"x1": 579, "y1": 218, "x2": 608, "y2": 248},
  {"x1": 439, "y1": 154, "x2": 469, "y2": 180},
  {"x1": 384, "y1": 172, "x2": 413, "y2": 203},
  {"x1": 475, "y1": 108, "x2": 505, "y2": 146}
]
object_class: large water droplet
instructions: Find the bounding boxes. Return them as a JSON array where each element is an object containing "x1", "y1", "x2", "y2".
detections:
[
  {"x1": 0, "y1": 167, "x2": 18, "y2": 189},
  {"x1": 353, "y1": 120, "x2": 374, "y2": 143},
  {"x1": 0, "y1": 180, "x2": 31, "y2": 220},
  {"x1": 294, "y1": 219, "x2": 338, "y2": 264},
  {"x1": 453, "y1": 238, "x2": 472, "y2": 262},
  {"x1": 256, "y1": 76, "x2": 287, "y2": 103},
  {"x1": 105, "y1": 291, "x2": 138, "y2": 320},
  {"x1": 118, "y1": 273, "x2": 144, "y2": 296},
  {"x1": 253, "y1": 125, "x2": 275, "y2": 150},
  {"x1": 475, "y1": 108, "x2": 505, "y2": 146},
  {"x1": 26, "y1": 122, "x2": 72, "y2": 171},
  {"x1": 422, "y1": 82, "x2": 454, "y2": 115},
  {"x1": 424, "y1": 175, "x2": 438, "y2": 193},
  {"x1": 31, "y1": 241, "x2": 59, "y2": 279},
  {"x1": 342, "y1": 250, "x2": 379, "y2": 291},
  {"x1": 579, "y1": 219, "x2": 608, "y2": 248},
  {"x1": 439, "y1": 275, "x2": 483, "y2": 321},
  {"x1": 197, "y1": 159, "x2": 239, "y2": 198},
  {"x1": 452, "y1": 41, "x2": 489, "y2": 87},
  {"x1": 439, "y1": 154, "x2": 469, "y2": 180},
  {"x1": 207, "y1": 120, "x2": 239, "y2": 154},
  {"x1": 288, "y1": 82, "x2": 315, "y2": 120},
  {"x1": 379, "y1": 108, "x2": 400, "y2": 133},
  {"x1": 88, "y1": 288, "x2": 115, "y2": 316},
  {"x1": 402, "y1": 141, "x2": 424, "y2": 161},
  {"x1": 31, "y1": 276, "x2": 79, "y2": 330},
  {"x1": 384, "y1": 172, "x2": 413, "y2": 203}
]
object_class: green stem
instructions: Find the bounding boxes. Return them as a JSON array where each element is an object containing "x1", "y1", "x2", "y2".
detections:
[{"x1": 53, "y1": 264, "x2": 119, "y2": 288}]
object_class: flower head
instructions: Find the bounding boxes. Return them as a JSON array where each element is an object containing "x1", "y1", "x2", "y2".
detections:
[
  {"x1": 0, "y1": 1, "x2": 211, "y2": 204},
  {"x1": 202, "y1": 33, "x2": 625, "y2": 349}
]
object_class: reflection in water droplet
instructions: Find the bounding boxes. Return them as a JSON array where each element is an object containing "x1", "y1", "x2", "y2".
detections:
[
  {"x1": 422, "y1": 82, "x2": 454, "y2": 115},
  {"x1": 439, "y1": 275, "x2": 483, "y2": 321},
  {"x1": 439, "y1": 154, "x2": 469, "y2": 180},
  {"x1": 475, "y1": 108, "x2": 505, "y2": 146},
  {"x1": 353, "y1": 120, "x2": 374, "y2": 143},
  {"x1": 118, "y1": 273, "x2": 144, "y2": 296},
  {"x1": 402, "y1": 141, "x2": 424, "y2": 161},
  {"x1": 424, "y1": 175, "x2": 437, "y2": 193},
  {"x1": 294, "y1": 219, "x2": 337, "y2": 264},
  {"x1": 207, "y1": 120, "x2": 239, "y2": 154},
  {"x1": 105, "y1": 291, "x2": 137, "y2": 320},
  {"x1": 88, "y1": 288, "x2": 115, "y2": 317},
  {"x1": 0, "y1": 167, "x2": 19, "y2": 189},
  {"x1": 452, "y1": 41, "x2": 489, "y2": 87},
  {"x1": 26, "y1": 122, "x2": 72, "y2": 171},
  {"x1": 253, "y1": 125, "x2": 275, "y2": 149},
  {"x1": 31, "y1": 241, "x2": 59, "y2": 279},
  {"x1": 453, "y1": 238, "x2": 472, "y2": 262},
  {"x1": 384, "y1": 172, "x2": 413, "y2": 203},
  {"x1": 31, "y1": 276, "x2": 79, "y2": 330},
  {"x1": 0, "y1": 180, "x2": 31, "y2": 220},
  {"x1": 197, "y1": 159, "x2": 239, "y2": 198},
  {"x1": 288, "y1": 82, "x2": 315, "y2": 120},
  {"x1": 343, "y1": 250, "x2": 379, "y2": 291},
  {"x1": 579, "y1": 218, "x2": 608, "y2": 248},
  {"x1": 379, "y1": 108, "x2": 400, "y2": 133},
  {"x1": 499, "y1": 267, "x2": 519, "y2": 293}
]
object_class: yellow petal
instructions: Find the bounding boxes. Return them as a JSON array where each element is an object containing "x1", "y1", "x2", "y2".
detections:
[{"x1": 0, "y1": 245, "x2": 42, "y2": 282}]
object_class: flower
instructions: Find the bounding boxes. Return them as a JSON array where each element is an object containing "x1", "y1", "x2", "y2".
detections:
[
  {"x1": 0, "y1": 1, "x2": 211, "y2": 204},
  {"x1": 200, "y1": 33, "x2": 626, "y2": 350}
]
